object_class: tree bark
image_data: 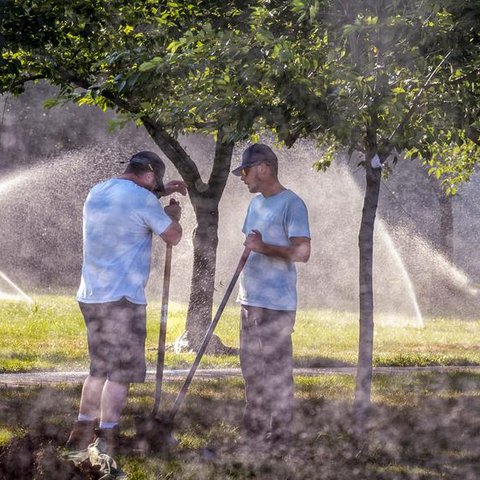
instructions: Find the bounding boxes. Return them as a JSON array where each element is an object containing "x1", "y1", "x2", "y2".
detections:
[
  {"x1": 182, "y1": 196, "x2": 221, "y2": 351},
  {"x1": 354, "y1": 137, "x2": 382, "y2": 417},
  {"x1": 437, "y1": 190, "x2": 454, "y2": 263},
  {"x1": 143, "y1": 119, "x2": 235, "y2": 351},
  {"x1": 183, "y1": 138, "x2": 235, "y2": 351},
  {"x1": 427, "y1": 174, "x2": 454, "y2": 262}
]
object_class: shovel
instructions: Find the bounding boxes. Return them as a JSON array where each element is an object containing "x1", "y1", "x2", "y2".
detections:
[
  {"x1": 136, "y1": 246, "x2": 251, "y2": 452},
  {"x1": 134, "y1": 242, "x2": 176, "y2": 452}
]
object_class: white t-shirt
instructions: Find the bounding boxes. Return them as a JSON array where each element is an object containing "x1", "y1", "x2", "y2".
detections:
[
  {"x1": 77, "y1": 178, "x2": 172, "y2": 304},
  {"x1": 237, "y1": 189, "x2": 310, "y2": 311}
]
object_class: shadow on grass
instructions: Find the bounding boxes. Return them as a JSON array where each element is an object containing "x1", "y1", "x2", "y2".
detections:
[
  {"x1": 0, "y1": 351, "x2": 87, "y2": 373},
  {"x1": 2, "y1": 373, "x2": 480, "y2": 478},
  {"x1": 294, "y1": 355, "x2": 354, "y2": 368},
  {"x1": 374, "y1": 354, "x2": 480, "y2": 367}
]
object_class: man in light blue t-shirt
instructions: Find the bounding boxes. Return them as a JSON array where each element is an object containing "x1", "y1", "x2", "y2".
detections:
[
  {"x1": 232, "y1": 144, "x2": 311, "y2": 452},
  {"x1": 66, "y1": 151, "x2": 185, "y2": 454}
]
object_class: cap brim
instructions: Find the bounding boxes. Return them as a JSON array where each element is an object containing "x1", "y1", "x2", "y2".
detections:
[
  {"x1": 152, "y1": 180, "x2": 165, "y2": 197},
  {"x1": 231, "y1": 166, "x2": 244, "y2": 176}
]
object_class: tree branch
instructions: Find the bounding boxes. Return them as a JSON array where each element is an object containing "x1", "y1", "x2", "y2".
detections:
[
  {"x1": 387, "y1": 50, "x2": 453, "y2": 145},
  {"x1": 55, "y1": 68, "x2": 205, "y2": 185},
  {"x1": 466, "y1": 126, "x2": 480, "y2": 146},
  {"x1": 207, "y1": 130, "x2": 234, "y2": 198},
  {"x1": 0, "y1": 74, "x2": 45, "y2": 94},
  {"x1": 141, "y1": 116, "x2": 201, "y2": 184}
]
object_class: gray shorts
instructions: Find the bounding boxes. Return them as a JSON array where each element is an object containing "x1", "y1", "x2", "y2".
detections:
[{"x1": 79, "y1": 298, "x2": 147, "y2": 383}]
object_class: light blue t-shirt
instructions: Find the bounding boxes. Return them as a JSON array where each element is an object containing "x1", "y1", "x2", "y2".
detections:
[
  {"x1": 77, "y1": 178, "x2": 172, "y2": 305},
  {"x1": 237, "y1": 189, "x2": 311, "y2": 311}
]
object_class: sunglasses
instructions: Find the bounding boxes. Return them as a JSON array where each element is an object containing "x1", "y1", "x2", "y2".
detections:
[{"x1": 240, "y1": 161, "x2": 264, "y2": 176}]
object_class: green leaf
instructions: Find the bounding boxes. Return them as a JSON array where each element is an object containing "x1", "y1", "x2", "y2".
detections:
[
  {"x1": 43, "y1": 98, "x2": 60, "y2": 109},
  {"x1": 139, "y1": 61, "x2": 156, "y2": 72}
]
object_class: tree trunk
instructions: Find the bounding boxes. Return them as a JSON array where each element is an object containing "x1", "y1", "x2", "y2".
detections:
[
  {"x1": 181, "y1": 196, "x2": 221, "y2": 350},
  {"x1": 181, "y1": 138, "x2": 235, "y2": 351},
  {"x1": 427, "y1": 174, "x2": 454, "y2": 261},
  {"x1": 354, "y1": 145, "x2": 382, "y2": 417},
  {"x1": 142, "y1": 119, "x2": 235, "y2": 352},
  {"x1": 438, "y1": 194, "x2": 454, "y2": 262}
]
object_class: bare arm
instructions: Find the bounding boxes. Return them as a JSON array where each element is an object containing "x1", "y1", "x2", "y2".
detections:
[
  {"x1": 244, "y1": 230, "x2": 311, "y2": 263},
  {"x1": 160, "y1": 199, "x2": 183, "y2": 246},
  {"x1": 160, "y1": 221, "x2": 182, "y2": 246}
]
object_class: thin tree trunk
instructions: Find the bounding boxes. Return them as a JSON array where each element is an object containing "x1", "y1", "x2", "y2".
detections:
[
  {"x1": 354, "y1": 142, "x2": 382, "y2": 417},
  {"x1": 438, "y1": 194, "x2": 454, "y2": 262},
  {"x1": 427, "y1": 174, "x2": 454, "y2": 261}
]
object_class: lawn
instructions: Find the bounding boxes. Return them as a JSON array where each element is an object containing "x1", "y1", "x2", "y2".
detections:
[
  {"x1": 1, "y1": 295, "x2": 480, "y2": 373},
  {"x1": 1, "y1": 296, "x2": 480, "y2": 479}
]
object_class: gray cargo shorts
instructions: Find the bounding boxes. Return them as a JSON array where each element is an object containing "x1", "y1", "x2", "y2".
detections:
[{"x1": 79, "y1": 297, "x2": 147, "y2": 383}]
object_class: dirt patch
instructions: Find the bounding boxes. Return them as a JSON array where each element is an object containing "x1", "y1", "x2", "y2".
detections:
[{"x1": 0, "y1": 433, "x2": 105, "y2": 480}]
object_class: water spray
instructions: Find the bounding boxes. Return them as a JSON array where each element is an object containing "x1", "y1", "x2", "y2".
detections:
[{"x1": 0, "y1": 271, "x2": 34, "y2": 304}]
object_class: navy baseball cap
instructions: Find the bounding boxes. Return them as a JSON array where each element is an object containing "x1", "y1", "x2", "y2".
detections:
[
  {"x1": 232, "y1": 143, "x2": 278, "y2": 176},
  {"x1": 129, "y1": 151, "x2": 165, "y2": 193}
]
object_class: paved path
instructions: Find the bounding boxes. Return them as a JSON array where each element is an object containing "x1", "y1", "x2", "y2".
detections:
[{"x1": 2, "y1": 366, "x2": 480, "y2": 387}]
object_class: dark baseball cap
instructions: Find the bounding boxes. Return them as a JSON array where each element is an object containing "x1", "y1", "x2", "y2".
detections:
[
  {"x1": 232, "y1": 143, "x2": 278, "y2": 176},
  {"x1": 129, "y1": 151, "x2": 165, "y2": 193}
]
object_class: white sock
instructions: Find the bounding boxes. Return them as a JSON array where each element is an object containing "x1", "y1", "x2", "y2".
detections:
[
  {"x1": 77, "y1": 413, "x2": 95, "y2": 422},
  {"x1": 99, "y1": 421, "x2": 118, "y2": 429}
]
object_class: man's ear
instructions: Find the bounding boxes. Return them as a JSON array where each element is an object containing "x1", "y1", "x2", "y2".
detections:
[{"x1": 258, "y1": 162, "x2": 271, "y2": 177}]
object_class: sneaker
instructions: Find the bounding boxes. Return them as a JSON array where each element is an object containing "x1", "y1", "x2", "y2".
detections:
[
  {"x1": 94, "y1": 426, "x2": 120, "y2": 456},
  {"x1": 65, "y1": 419, "x2": 97, "y2": 450}
]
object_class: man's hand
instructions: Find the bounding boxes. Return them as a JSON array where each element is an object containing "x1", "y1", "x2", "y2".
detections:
[
  {"x1": 244, "y1": 230, "x2": 310, "y2": 262},
  {"x1": 244, "y1": 229, "x2": 264, "y2": 252},
  {"x1": 163, "y1": 180, "x2": 187, "y2": 197},
  {"x1": 164, "y1": 198, "x2": 181, "y2": 222}
]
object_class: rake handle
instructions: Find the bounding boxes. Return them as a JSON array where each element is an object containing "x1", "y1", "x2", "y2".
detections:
[{"x1": 167, "y1": 247, "x2": 251, "y2": 422}]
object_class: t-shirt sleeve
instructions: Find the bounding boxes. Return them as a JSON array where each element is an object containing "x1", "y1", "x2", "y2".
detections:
[
  {"x1": 242, "y1": 202, "x2": 253, "y2": 236},
  {"x1": 286, "y1": 197, "x2": 311, "y2": 239},
  {"x1": 140, "y1": 193, "x2": 173, "y2": 235}
]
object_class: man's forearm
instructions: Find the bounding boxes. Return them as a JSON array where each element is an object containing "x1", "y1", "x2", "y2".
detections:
[{"x1": 251, "y1": 239, "x2": 310, "y2": 263}]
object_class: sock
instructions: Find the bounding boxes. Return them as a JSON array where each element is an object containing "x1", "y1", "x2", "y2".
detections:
[
  {"x1": 99, "y1": 421, "x2": 118, "y2": 429},
  {"x1": 77, "y1": 413, "x2": 95, "y2": 422}
]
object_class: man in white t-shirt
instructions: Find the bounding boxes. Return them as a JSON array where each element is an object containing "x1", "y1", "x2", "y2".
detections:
[
  {"x1": 66, "y1": 151, "x2": 185, "y2": 453},
  {"x1": 232, "y1": 144, "x2": 311, "y2": 452}
]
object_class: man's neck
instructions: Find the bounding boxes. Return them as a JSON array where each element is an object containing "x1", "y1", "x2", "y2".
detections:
[
  {"x1": 118, "y1": 173, "x2": 149, "y2": 190},
  {"x1": 261, "y1": 180, "x2": 286, "y2": 197}
]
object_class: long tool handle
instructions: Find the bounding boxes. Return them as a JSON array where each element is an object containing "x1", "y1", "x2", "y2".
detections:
[
  {"x1": 152, "y1": 243, "x2": 173, "y2": 416},
  {"x1": 167, "y1": 247, "x2": 251, "y2": 422}
]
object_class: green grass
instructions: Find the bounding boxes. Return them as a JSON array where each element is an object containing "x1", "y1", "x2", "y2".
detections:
[
  {"x1": 2, "y1": 373, "x2": 480, "y2": 478},
  {"x1": 2, "y1": 297, "x2": 480, "y2": 478},
  {"x1": 0, "y1": 427, "x2": 14, "y2": 446},
  {"x1": 295, "y1": 308, "x2": 480, "y2": 367},
  {"x1": 1, "y1": 295, "x2": 480, "y2": 372}
]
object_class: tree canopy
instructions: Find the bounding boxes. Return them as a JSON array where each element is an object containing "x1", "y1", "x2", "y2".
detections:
[
  {"x1": 3, "y1": 0, "x2": 478, "y2": 188},
  {"x1": 1, "y1": 0, "x2": 321, "y2": 143},
  {"x1": 221, "y1": 0, "x2": 480, "y2": 191}
]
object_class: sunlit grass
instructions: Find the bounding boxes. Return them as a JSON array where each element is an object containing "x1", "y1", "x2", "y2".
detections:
[
  {"x1": 1, "y1": 295, "x2": 479, "y2": 477},
  {"x1": 0, "y1": 427, "x2": 14, "y2": 447},
  {"x1": 295, "y1": 374, "x2": 356, "y2": 401},
  {"x1": 0, "y1": 295, "x2": 480, "y2": 372}
]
